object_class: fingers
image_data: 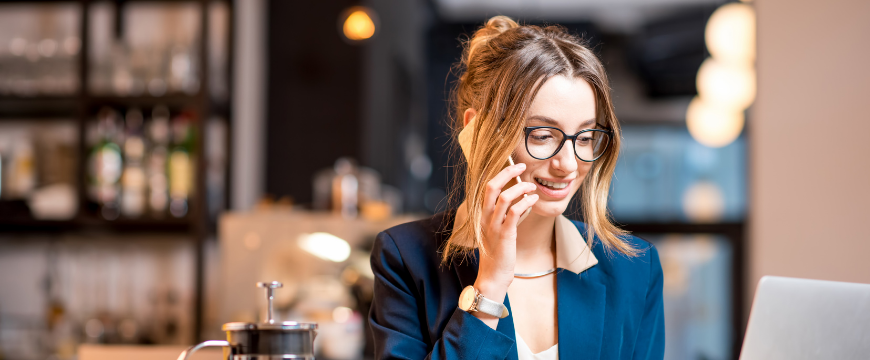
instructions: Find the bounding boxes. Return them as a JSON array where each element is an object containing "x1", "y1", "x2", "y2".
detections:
[
  {"x1": 492, "y1": 181, "x2": 536, "y2": 223},
  {"x1": 482, "y1": 163, "x2": 527, "y2": 220},
  {"x1": 503, "y1": 194, "x2": 539, "y2": 229}
]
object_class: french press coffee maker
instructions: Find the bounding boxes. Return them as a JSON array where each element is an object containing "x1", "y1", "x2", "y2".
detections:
[{"x1": 177, "y1": 281, "x2": 318, "y2": 360}]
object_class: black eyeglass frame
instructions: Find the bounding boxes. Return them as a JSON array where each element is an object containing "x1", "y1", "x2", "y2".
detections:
[{"x1": 523, "y1": 126, "x2": 613, "y2": 162}]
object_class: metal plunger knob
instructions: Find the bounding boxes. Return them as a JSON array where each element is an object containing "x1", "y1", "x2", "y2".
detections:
[{"x1": 257, "y1": 281, "x2": 283, "y2": 324}]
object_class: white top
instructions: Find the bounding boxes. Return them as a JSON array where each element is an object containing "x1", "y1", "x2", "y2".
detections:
[{"x1": 515, "y1": 330, "x2": 559, "y2": 360}]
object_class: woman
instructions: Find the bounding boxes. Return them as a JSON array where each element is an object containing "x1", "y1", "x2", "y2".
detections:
[{"x1": 369, "y1": 16, "x2": 664, "y2": 360}]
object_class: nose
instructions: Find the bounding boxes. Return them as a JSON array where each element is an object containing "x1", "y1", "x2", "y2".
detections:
[{"x1": 550, "y1": 139, "x2": 578, "y2": 174}]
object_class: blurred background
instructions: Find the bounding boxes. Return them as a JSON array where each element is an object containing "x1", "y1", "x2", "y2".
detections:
[{"x1": 0, "y1": 0, "x2": 867, "y2": 359}]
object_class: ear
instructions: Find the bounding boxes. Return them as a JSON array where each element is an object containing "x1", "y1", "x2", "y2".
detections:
[{"x1": 463, "y1": 108, "x2": 477, "y2": 128}]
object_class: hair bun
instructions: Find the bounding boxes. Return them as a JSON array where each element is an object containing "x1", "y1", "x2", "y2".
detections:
[
  {"x1": 485, "y1": 15, "x2": 519, "y2": 34},
  {"x1": 466, "y1": 16, "x2": 519, "y2": 65}
]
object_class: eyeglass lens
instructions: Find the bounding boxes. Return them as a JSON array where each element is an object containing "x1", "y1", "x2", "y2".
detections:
[{"x1": 526, "y1": 128, "x2": 610, "y2": 161}]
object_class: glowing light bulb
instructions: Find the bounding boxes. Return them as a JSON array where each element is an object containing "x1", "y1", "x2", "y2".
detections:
[
  {"x1": 686, "y1": 96, "x2": 744, "y2": 148},
  {"x1": 706, "y1": 3, "x2": 756, "y2": 64},
  {"x1": 297, "y1": 232, "x2": 351, "y2": 262},
  {"x1": 696, "y1": 58, "x2": 756, "y2": 111},
  {"x1": 342, "y1": 7, "x2": 376, "y2": 41}
]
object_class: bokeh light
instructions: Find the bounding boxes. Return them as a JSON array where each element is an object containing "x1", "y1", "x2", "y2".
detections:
[
  {"x1": 682, "y1": 181, "x2": 725, "y2": 222},
  {"x1": 342, "y1": 7, "x2": 376, "y2": 41},
  {"x1": 696, "y1": 58, "x2": 756, "y2": 111},
  {"x1": 690, "y1": 2, "x2": 755, "y2": 148},
  {"x1": 705, "y1": 3, "x2": 756, "y2": 65},
  {"x1": 332, "y1": 306, "x2": 353, "y2": 323},
  {"x1": 686, "y1": 96, "x2": 745, "y2": 148},
  {"x1": 297, "y1": 232, "x2": 351, "y2": 262}
]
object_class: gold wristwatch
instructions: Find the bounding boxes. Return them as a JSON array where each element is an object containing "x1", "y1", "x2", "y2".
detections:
[{"x1": 458, "y1": 285, "x2": 509, "y2": 318}]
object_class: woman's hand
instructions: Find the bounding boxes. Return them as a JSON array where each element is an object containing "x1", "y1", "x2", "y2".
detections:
[{"x1": 472, "y1": 163, "x2": 538, "y2": 325}]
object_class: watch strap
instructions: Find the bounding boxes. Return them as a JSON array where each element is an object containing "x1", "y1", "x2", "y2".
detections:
[{"x1": 475, "y1": 292, "x2": 509, "y2": 319}]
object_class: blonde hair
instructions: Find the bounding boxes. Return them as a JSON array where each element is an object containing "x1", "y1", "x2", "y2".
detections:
[{"x1": 443, "y1": 16, "x2": 637, "y2": 263}]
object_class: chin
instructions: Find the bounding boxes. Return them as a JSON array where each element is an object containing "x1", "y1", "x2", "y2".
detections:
[{"x1": 531, "y1": 197, "x2": 572, "y2": 218}]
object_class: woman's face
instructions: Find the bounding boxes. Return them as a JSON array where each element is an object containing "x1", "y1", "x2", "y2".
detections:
[{"x1": 512, "y1": 75, "x2": 598, "y2": 218}]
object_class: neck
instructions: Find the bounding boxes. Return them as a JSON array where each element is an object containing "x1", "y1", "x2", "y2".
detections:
[{"x1": 515, "y1": 211, "x2": 557, "y2": 262}]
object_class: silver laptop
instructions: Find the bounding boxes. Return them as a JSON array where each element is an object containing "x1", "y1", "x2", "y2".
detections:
[{"x1": 740, "y1": 276, "x2": 870, "y2": 360}]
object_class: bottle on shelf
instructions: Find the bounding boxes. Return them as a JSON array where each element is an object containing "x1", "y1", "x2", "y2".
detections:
[
  {"x1": 168, "y1": 112, "x2": 194, "y2": 218},
  {"x1": 9, "y1": 140, "x2": 36, "y2": 199},
  {"x1": 147, "y1": 106, "x2": 171, "y2": 218},
  {"x1": 87, "y1": 107, "x2": 123, "y2": 220},
  {"x1": 0, "y1": 134, "x2": 36, "y2": 201},
  {"x1": 121, "y1": 108, "x2": 147, "y2": 218}
]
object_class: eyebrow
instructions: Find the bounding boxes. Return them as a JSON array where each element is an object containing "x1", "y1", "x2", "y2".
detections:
[{"x1": 527, "y1": 115, "x2": 597, "y2": 129}]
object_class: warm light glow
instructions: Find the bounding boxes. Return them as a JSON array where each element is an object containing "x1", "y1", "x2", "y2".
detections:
[
  {"x1": 705, "y1": 3, "x2": 756, "y2": 64},
  {"x1": 682, "y1": 181, "x2": 725, "y2": 222},
  {"x1": 342, "y1": 8, "x2": 376, "y2": 41},
  {"x1": 691, "y1": 2, "x2": 754, "y2": 148},
  {"x1": 696, "y1": 58, "x2": 756, "y2": 110},
  {"x1": 297, "y1": 232, "x2": 351, "y2": 262},
  {"x1": 686, "y1": 96, "x2": 744, "y2": 148},
  {"x1": 332, "y1": 306, "x2": 353, "y2": 323}
]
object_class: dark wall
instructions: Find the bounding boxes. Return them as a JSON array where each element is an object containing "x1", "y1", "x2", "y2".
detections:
[
  {"x1": 628, "y1": 6, "x2": 715, "y2": 98},
  {"x1": 266, "y1": 0, "x2": 362, "y2": 205}
]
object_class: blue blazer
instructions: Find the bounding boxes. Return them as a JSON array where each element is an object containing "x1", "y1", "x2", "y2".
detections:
[{"x1": 369, "y1": 210, "x2": 665, "y2": 359}]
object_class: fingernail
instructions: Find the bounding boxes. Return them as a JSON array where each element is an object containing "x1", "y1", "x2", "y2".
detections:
[
  {"x1": 516, "y1": 163, "x2": 526, "y2": 169},
  {"x1": 529, "y1": 194, "x2": 539, "y2": 201}
]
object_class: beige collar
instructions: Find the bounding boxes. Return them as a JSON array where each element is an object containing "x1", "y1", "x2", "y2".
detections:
[{"x1": 451, "y1": 202, "x2": 598, "y2": 275}]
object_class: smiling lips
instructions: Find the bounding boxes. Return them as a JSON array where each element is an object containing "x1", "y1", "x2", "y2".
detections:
[{"x1": 533, "y1": 177, "x2": 574, "y2": 199}]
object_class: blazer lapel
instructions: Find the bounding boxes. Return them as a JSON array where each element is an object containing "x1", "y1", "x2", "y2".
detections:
[
  {"x1": 557, "y1": 268, "x2": 607, "y2": 359},
  {"x1": 496, "y1": 295, "x2": 518, "y2": 360},
  {"x1": 451, "y1": 250, "x2": 519, "y2": 360}
]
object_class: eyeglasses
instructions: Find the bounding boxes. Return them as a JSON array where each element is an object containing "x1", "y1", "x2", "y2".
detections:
[{"x1": 524, "y1": 126, "x2": 612, "y2": 162}]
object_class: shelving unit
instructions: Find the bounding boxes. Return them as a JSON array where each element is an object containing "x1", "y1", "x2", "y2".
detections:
[{"x1": 0, "y1": 0, "x2": 233, "y2": 342}]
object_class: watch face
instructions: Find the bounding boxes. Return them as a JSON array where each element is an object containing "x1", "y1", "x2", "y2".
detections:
[{"x1": 458, "y1": 286, "x2": 476, "y2": 310}]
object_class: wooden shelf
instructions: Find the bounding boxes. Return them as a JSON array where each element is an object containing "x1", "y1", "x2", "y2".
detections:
[
  {"x1": 86, "y1": 93, "x2": 202, "y2": 108},
  {"x1": 0, "y1": 95, "x2": 77, "y2": 101},
  {"x1": 0, "y1": 214, "x2": 193, "y2": 234},
  {"x1": 0, "y1": 95, "x2": 79, "y2": 119},
  {"x1": 0, "y1": 93, "x2": 208, "y2": 118}
]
